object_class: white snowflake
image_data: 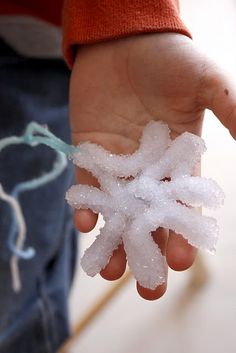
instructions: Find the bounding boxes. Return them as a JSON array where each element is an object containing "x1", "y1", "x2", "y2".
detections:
[{"x1": 66, "y1": 121, "x2": 224, "y2": 289}]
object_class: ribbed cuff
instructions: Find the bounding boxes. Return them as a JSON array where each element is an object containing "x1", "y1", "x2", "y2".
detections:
[{"x1": 63, "y1": 0, "x2": 192, "y2": 68}]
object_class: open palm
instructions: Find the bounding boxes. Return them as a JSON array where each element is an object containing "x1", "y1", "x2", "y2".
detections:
[{"x1": 69, "y1": 33, "x2": 236, "y2": 300}]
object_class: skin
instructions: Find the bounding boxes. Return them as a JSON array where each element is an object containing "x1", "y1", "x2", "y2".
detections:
[{"x1": 69, "y1": 33, "x2": 236, "y2": 301}]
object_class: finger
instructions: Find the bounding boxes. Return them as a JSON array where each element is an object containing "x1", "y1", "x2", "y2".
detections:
[
  {"x1": 166, "y1": 230, "x2": 197, "y2": 271},
  {"x1": 202, "y1": 65, "x2": 236, "y2": 138},
  {"x1": 73, "y1": 209, "x2": 98, "y2": 233},
  {"x1": 100, "y1": 244, "x2": 127, "y2": 281},
  {"x1": 152, "y1": 227, "x2": 169, "y2": 254},
  {"x1": 137, "y1": 228, "x2": 169, "y2": 301},
  {"x1": 137, "y1": 281, "x2": 167, "y2": 301},
  {"x1": 74, "y1": 167, "x2": 99, "y2": 232}
]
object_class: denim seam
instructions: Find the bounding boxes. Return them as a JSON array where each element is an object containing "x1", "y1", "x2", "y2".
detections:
[
  {"x1": 38, "y1": 298, "x2": 54, "y2": 353},
  {"x1": 44, "y1": 292, "x2": 59, "y2": 348}
]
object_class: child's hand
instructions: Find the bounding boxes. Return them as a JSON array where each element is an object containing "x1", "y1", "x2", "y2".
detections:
[{"x1": 69, "y1": 33, "x2": 236, "y2": 300}]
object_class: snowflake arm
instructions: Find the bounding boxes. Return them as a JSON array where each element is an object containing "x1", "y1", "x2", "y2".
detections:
[
  {"x1": 66, "y1": 185, "x2": 111, "y2": 214},
  {"x1": 159, "y1": 203, "x2": 219, "y2": 252},
  {"x1": 81, "y1": 214, "x2": 125, "y2": 276},
  {"x1": 71, "y1": 121, "x2": 170, "y2": 179},
  {"x1": 124, "y1": 213, "x2": 167, "y2": 289},
  {"x1": 161, "y1": 176, "x2": 225, "y2": 208},
  {"x1": 144, "y1": 132, "x2": 206, "y2": 180}
]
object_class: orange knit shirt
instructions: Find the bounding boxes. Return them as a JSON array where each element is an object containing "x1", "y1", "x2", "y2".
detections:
[{"x1": 0, "y1": 0, "x2": 191, "y2": 67}]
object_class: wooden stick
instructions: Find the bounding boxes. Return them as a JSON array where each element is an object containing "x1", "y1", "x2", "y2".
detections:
[{"x1": 59, "y1": 271, "x2": 132, "y2": 353}]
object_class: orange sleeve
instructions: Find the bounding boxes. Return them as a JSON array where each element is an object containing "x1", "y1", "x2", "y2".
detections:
[{"x1": 63, "y1": 0, "x2": 191, "y2": 68}]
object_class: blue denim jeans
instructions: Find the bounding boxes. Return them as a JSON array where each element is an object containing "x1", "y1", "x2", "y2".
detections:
[{"x1": 0, "y1": 40, "x2": 77, "y2": 353}]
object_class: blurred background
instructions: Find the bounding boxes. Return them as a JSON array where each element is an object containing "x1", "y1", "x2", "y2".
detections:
[{"x1": 67, "y1": 1, "x2": 236, "y2": 352}]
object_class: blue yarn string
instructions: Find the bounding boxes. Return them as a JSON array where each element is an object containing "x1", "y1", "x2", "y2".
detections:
[
  {"x1": 23, "y1": 122, "x2": 79, "y2": 156},
  {"x1": 8, "y1": 151, "x2": 68, "y2": 259},
  {"x1": 0, "y1": 122, "x2": 80, "y2": 260}
]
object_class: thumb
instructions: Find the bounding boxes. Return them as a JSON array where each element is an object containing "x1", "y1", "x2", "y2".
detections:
[{"x1": 202, "y1": 65, "x2": 236, "y2": 139}]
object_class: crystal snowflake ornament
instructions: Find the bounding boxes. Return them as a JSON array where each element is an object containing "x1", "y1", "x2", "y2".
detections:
[{"x1": 66, "y1": 121, "x2": 224, "y2": 289}]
